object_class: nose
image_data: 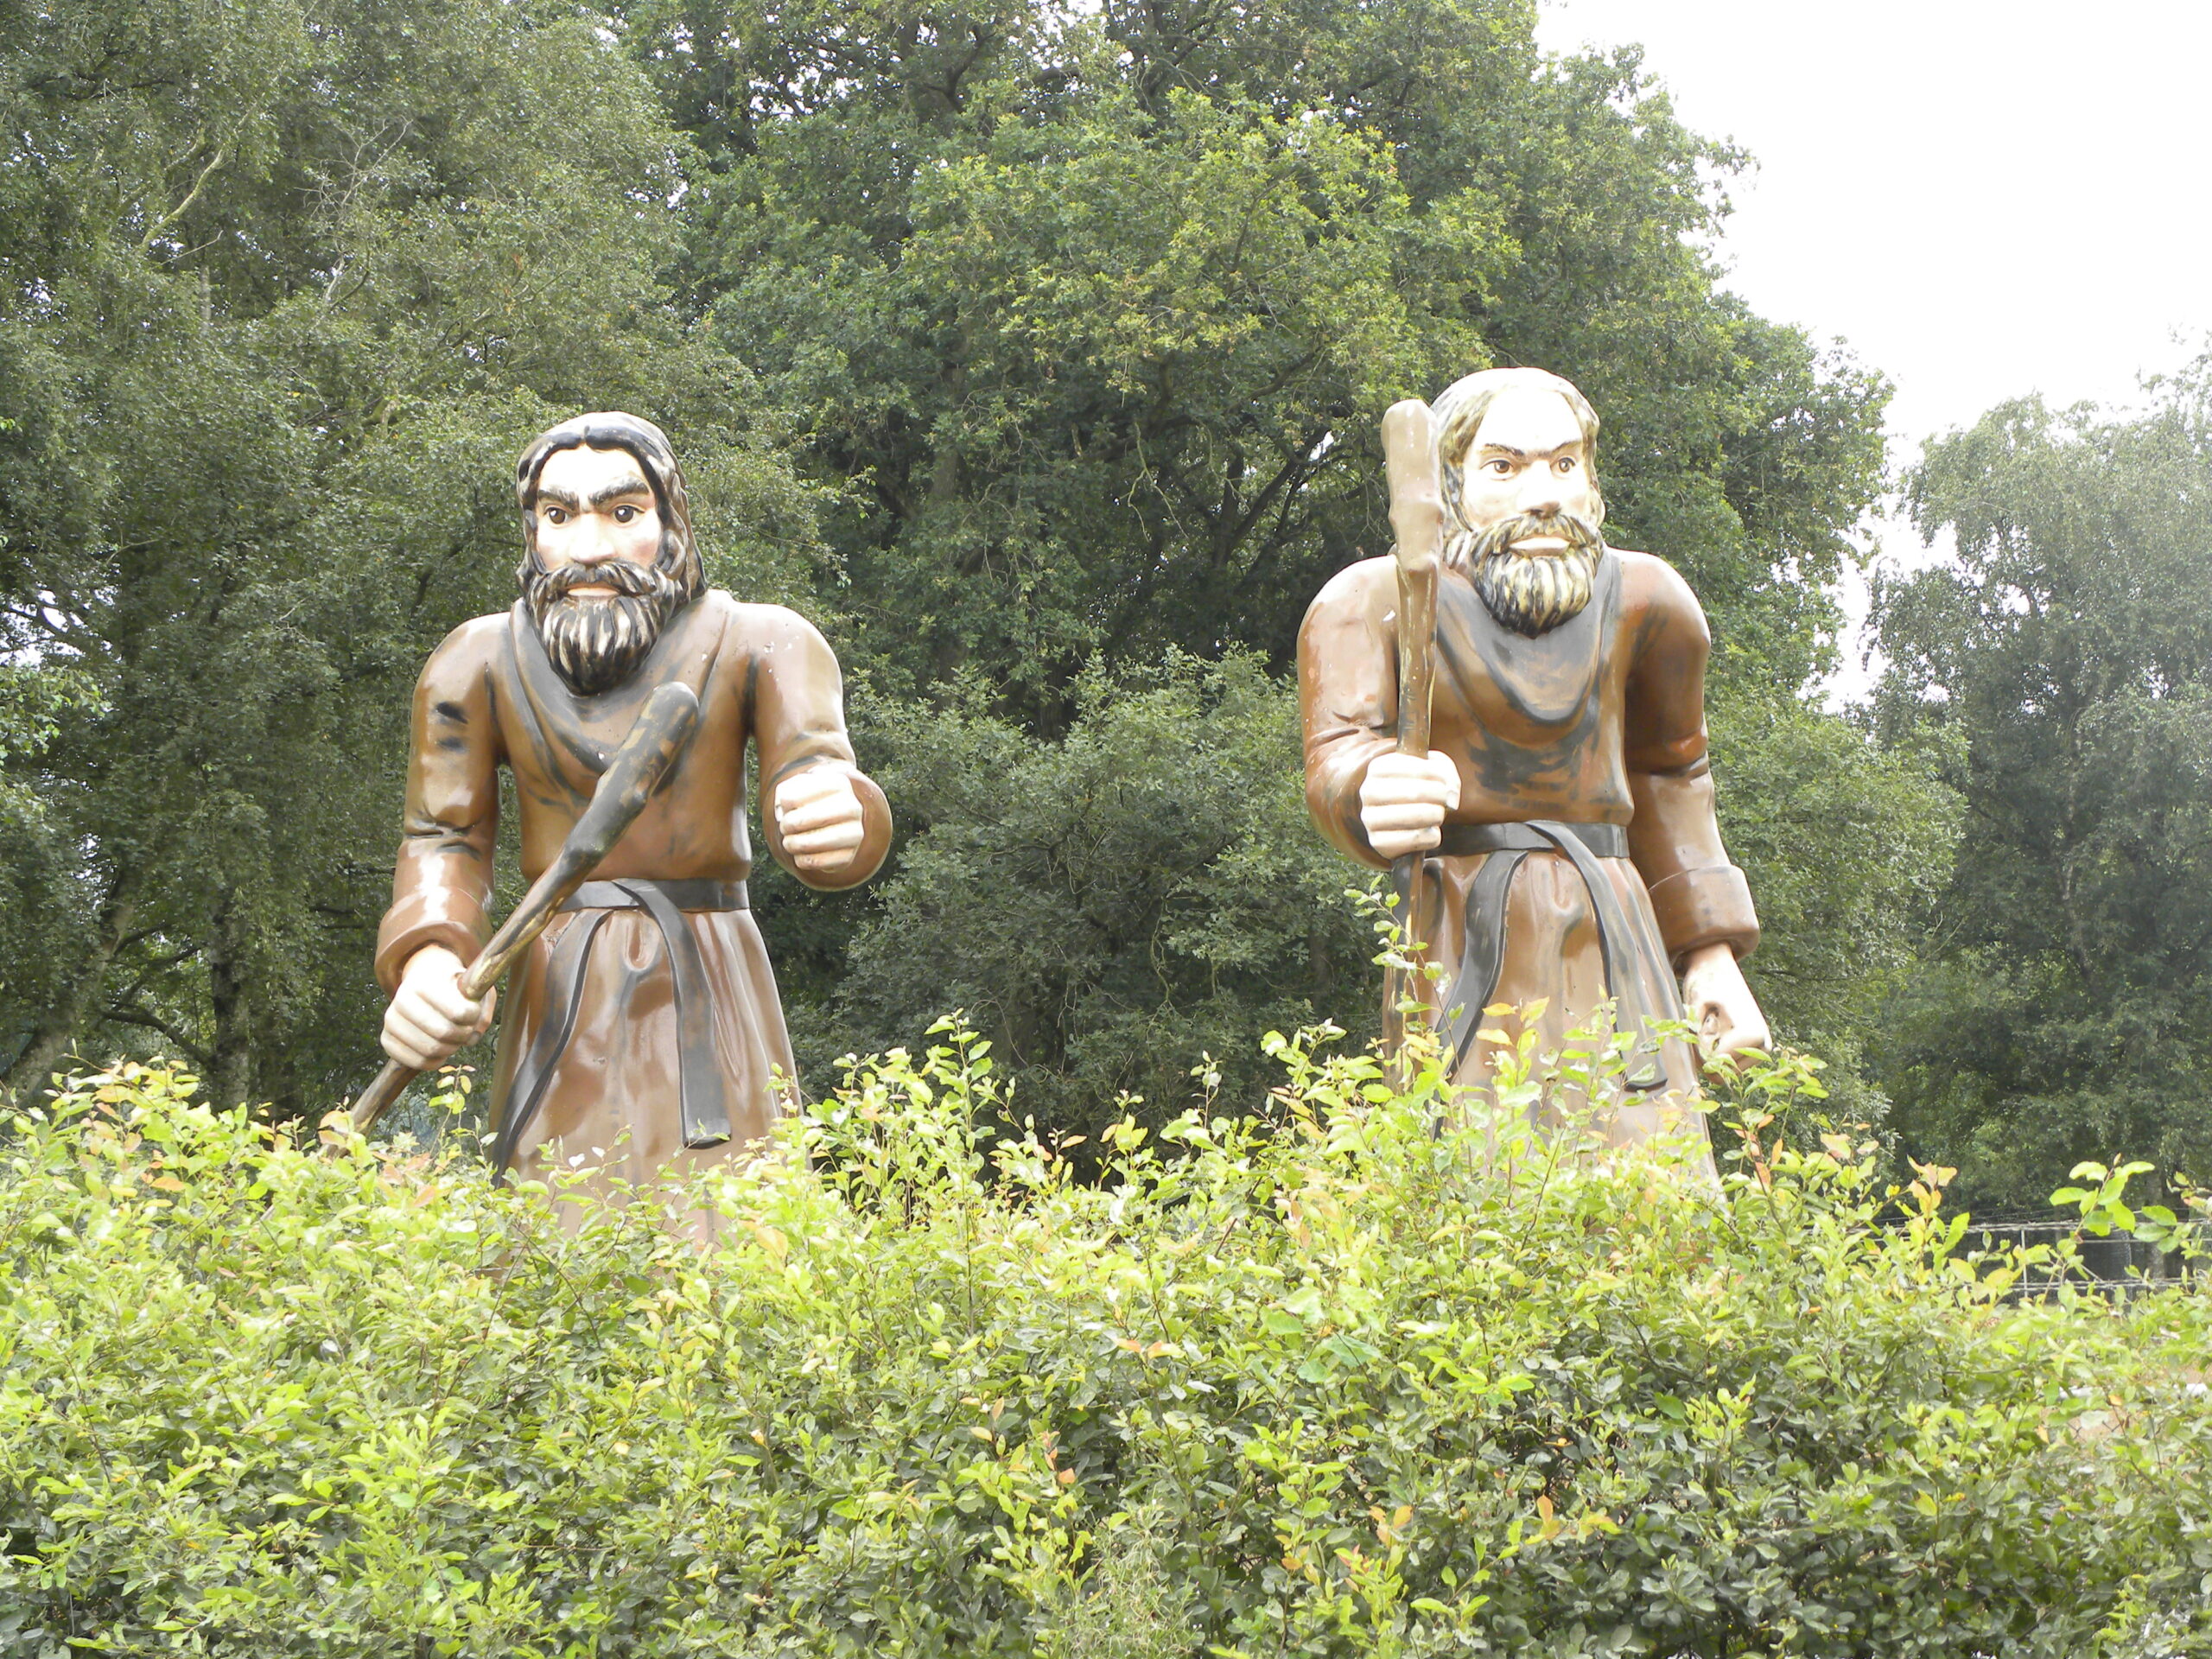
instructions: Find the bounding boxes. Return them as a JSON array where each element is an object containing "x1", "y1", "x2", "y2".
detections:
[
  {"x1": 571, "y1": 520, "x2": 623, "y2": 565},
  {"x1": 1518, "y1": 467, "x2": 1564, "y2": 517}
]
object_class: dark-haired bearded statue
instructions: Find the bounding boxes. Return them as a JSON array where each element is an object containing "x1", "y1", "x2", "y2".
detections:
[
  {"x1": 1299, "y1": 368, "x2": 1767, "y2": 1149},
  {"x1": 375, "y1": 413, "x2": 890, "y2": 1209}
]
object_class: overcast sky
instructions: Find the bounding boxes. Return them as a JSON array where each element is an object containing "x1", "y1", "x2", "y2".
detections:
[{"x1": 1531, "y1": 0, "x2": 2212, "y2": 692}]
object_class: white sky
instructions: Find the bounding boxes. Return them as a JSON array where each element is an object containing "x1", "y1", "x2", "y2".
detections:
[{"x1": 1533, "y1": 0, "x2": 2212, "y2": 696}]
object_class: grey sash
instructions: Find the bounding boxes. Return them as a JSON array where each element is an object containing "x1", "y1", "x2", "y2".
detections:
[
  {"x1": 489, "y1": 878, "x2": 747, "y2": 1174},
  {"x1": 1414, "y1": 819, "x2": 1669, "y2": 1091}
]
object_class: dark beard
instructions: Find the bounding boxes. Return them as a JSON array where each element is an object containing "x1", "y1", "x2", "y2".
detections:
[
  {"x1": 1462, "y1": 512, "x2": 1605, "y2": 638},
  {"x1": 523, "y1": 559, "x2": 689, "y2": 695}
]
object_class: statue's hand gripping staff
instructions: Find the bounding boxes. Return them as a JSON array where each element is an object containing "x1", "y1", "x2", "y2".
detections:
[{"x1": 1381, "y1": 399, "x2": 1442, "y2": 1052}]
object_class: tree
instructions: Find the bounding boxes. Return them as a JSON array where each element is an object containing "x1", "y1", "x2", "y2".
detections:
[
  {"x1": 0, "y1": 0, "x2": 815, "y2": 1111},
  {"x1": 1872, "y1": 372, "x2": 2212, "y2": 1209},
  {"x1": 622, "y1": 0, "x2": 1890, "y2": 721},
  {"x1": 1706, "y1": 690, "x2": 1959, "y2": 1127},
  {"x1": 622, "y1": 0, "x2": 1937, "y2": 1115},
  {"x1": 799, "y1": 653, "x2": 1376, "y2": 1140}
]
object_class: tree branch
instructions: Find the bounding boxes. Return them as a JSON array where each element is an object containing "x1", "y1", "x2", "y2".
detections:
[
  {"x1": 104, "y1": 941, "x2": 204, "y2": 1010},
  {"x1": 142, "y1": 143, "x2": 227, "y2": 252},
  {"x1": 100, "y1": 1000, "x2": 213, "y2": 1069}
]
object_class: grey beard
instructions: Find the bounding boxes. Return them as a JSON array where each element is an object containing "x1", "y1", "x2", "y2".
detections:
[
  {"x1": 1460, "y1": 512, "x2": 1605, "y2": 638},
  {"x1": 524, "y1": 560, "x2": 689, "y2": 696}
]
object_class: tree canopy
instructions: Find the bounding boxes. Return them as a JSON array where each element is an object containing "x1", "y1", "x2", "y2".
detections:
[
  {"x1": 1872, "y1": 369, "x2": 2212, "y2": 1209},
  {"x1": 625, "y1": 0, "x2": 1888, "y2": 719},
  {"x1": 1, "y1": 0, "x2": 1942, "y2": 1149},
  {"x1": 0, "y1": 0, "x2": 810, "y2": 1111}
]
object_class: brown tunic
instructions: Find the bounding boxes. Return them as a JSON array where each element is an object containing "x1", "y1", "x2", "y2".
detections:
[
  {"x1": 376, "y1": 592, "x2": 891, "y2": 1198},
  {"x1": 1299, "y1": 547, "x2": 1758, "y2": 1144}
]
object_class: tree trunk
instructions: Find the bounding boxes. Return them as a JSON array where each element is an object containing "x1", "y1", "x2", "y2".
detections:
[
  {"x1": 5, "y1": 868, "x2": 139, "y2": 1097},
  {"x1": 207, "y1": 885, "x2": 257, "y2": 1107}
]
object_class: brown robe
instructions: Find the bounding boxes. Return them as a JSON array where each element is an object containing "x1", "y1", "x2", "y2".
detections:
[
  {"x1": 1299, "y1": 547, "x2": 1758, "y2": 1145},
  {"x1": 375, "y1": 591, "x2": 891, "y2": 1200}
]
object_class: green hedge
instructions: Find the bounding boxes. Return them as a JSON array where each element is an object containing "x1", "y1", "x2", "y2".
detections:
[{"x1": 1, "y1": 1028, "x2": 2209, "y2": 1657}]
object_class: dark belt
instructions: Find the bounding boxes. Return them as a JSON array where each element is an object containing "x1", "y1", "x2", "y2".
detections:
[
  {"x1": 1416, "y1": 820, "x2": 1667, "y2": 1091},
  {"x1": 489, "y1": 877, "x2": 748, "y2": 1173}
]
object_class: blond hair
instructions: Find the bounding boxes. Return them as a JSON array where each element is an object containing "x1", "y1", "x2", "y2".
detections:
[{"x1": 1429, "y1": 366, "x2": 1605, "y2": 537}]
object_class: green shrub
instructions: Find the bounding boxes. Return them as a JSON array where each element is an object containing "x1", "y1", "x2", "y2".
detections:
[{"x1": 1, "y1": 1031, "x2": 2208, "y2": 1657}]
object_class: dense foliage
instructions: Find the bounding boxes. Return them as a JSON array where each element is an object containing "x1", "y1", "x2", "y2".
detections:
[
  {"x1": 802, "y1": 652, "x2": 1379, "y2": 1138},
  {"x1": 3, "y1": 1048, "x2": 2208, "y2": 1656},
  {"x1": 0, "y1": 0, "x2": 1963, "y2": 1186},
  {"x1": 1872, "y1": 366, "x2": 2212, "y2": 1211},
  {"x1": 1705, "y1": 690, "x2": 1959, "y2": 1125},
  {"x1": 0, "y1": 0, "x2": 812, "y2": 1112},
  {"x1": 626, "y1": 0, "x2": 1888, "y2": 713}
]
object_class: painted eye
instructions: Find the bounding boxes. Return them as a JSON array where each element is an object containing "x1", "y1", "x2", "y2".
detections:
[
  {"x1": 1485, "y1": 459, "x2": 1513, "y2": 476},
  {"x1": 613, "y1": 505, "x2": 638, "y2": 524},
  {"x1": 543, "y1": 507, "x2": 568, "y2": 524},
  {"x1": 1555, "y1": 456, "x2": 1578, "y2": 473}
]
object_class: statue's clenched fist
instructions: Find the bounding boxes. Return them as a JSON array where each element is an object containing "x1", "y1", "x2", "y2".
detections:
[
  {"x1": 773, "y1": 766, "x2": 868, "y2": 873},
  {"x1": 382, "y1": 944, "x2": 496, "y2": 1071},
  {"x1": 1680, "y1": 941, "x2": 1771, "y2": 1059},
  {"x1": 1358, "y1": 749, "x2": 1462, "y2": 860}
]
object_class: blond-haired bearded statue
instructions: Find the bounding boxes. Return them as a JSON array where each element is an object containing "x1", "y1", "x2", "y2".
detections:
[
  {"x1": 1298, "y1": 368, "x2": 1767, "y2": 1151},
  {"x1": 375, "y1": 413, "x2": 891, "y2": 1215}
]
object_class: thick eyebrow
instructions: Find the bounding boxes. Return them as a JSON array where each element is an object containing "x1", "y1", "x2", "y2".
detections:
[
  {"x1": 588, "y1": 475, "x2": 653, "y2": 508},
  {"x1": 1477, "y1": 441, "x2": 1580, "y2": 462},
  {"x1": 536, "y1": 486, "x2": 582, "y2": 511}
]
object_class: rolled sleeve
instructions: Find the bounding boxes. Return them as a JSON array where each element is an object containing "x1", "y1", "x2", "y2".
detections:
[
  {"x1": 1623, "y1": 561, "x2": 1759, "y2": 963},
  {"x1": 1644, "y1": 861, "x2": 1759, "y2": 963},
  {"x1": 373, "y1": 894, "x2": 492, "y2": 997},
  {"x1": 374, "y1": 623, "x2": 502, "y2": 995},
  {"x1": 750, "y1": 610, "x2": 893, "y2": 892}
]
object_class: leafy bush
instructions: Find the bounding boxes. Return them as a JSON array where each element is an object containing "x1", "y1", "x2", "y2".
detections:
[{"x1": 2, "y1": 1033, "x2": 2209, "y2": 1657}]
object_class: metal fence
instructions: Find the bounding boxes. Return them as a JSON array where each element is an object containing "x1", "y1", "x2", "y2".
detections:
[{"x1": 1948, "y1": 1214, "x2": 2200, "y2": 1301}]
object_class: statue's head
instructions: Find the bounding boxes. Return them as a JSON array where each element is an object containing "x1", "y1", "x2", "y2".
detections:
[
  {"x1": 514, "y1": 412, "x2": 705, "y2": 695},
  {"x1": 1431, "y1": 367, "x2": 1605, "y2": 637}
]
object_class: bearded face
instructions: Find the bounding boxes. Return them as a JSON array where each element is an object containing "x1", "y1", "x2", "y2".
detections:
[
  {"x1": 1427, "y1": 376, "x2": 1608, "y2": 639},
  {"x1": 524, "y1": 556, "x2": 690, "y2": 696},
  {"x1": 514, "y1": 427, "x2": 706, "y2": 697},
  {"x1": 1464, "y1": 510, "x2": 1604, "y2": 639}
]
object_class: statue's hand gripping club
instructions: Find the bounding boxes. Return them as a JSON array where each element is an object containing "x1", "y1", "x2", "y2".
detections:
[
  {"x1": 1382, "y1": 399, "x2": 1442, "y2": 755},
  {"x1": 1371, "y1": 400, "x2": 1459, "y2": 1045},
  {"x1": 346, "y1": 683, "x2": 702, "y2": 1134},
  {"x1": 1363, "y1": 404, "x2": 1461, "y2": 862}
]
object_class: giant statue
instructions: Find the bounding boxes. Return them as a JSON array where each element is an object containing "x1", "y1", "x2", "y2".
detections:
[
  {"x1": 1298, "y1": 367, "x2": 1767, "y2": 1147},
  {"x1": 372, "y1": 412, "x2": 891, "y2": 1203}
]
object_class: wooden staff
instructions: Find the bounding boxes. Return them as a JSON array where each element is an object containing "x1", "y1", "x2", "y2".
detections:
[
  {"x1": 1381, "y1": 398, "x2": 1442, "y2": 1052},
  {"x1": 346, "y1": 682, "x2": 702, "y2": 1134}
]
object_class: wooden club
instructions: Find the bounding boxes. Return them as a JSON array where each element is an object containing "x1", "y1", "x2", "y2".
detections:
[{"x1": 345, "y1": 681, "x2": 702, "y2": 1134}]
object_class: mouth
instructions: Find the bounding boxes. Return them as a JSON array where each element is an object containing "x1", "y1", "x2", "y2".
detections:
[
  {"x1": 1508, "y1": 535, "x2": 1572, "y2": 556},
  {"x1": 565, "y1": 583, "x2": 620, "y2": 598}
]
